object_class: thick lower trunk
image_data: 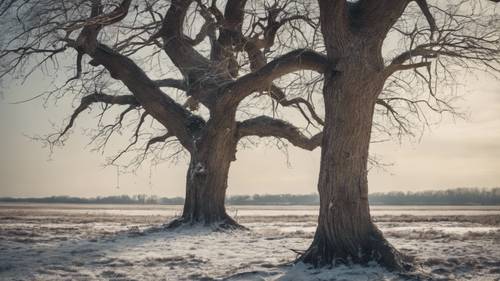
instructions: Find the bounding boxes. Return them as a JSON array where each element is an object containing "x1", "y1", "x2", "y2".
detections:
[
  {"x1": 299, "y1": 73, "x2": 409, "y2": 270},
  {"x1": 172, "y1": 154, "x2": 238, "y2": 228},
  {"x1": 168, "y1": 114, "x2": 243, "y2": 230}
]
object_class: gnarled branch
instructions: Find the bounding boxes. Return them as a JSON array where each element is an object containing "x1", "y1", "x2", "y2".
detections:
[
  {"x1": 238, "y1": 116, "x2": 322, "y2": 151},
  {"x1": 158, "y1": 0, "x2": 213, "y2": 78},
  {"x1": 225, "y1": 49, "x2": 329, "y2": 103},
  {"x1": 84, "y1": 43, "x2": 205, "y2": 151}
]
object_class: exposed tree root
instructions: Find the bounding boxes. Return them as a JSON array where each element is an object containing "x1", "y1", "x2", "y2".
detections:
[
  {"x1": 297, "y1": 226, "x2": 413, "y2": 272},
  {"x1": 163, "y1": 215, "x2": 248, "y2": 232}
]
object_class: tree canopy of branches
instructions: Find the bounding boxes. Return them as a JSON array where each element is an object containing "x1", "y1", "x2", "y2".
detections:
[{"x1": 0, "y1": 0, "x2": 329, "y2": 229}]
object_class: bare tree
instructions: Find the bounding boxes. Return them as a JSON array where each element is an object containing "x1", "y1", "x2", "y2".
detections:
[
  {"x1": 0, "y1": 0, "x2": 327, "y2": 229},
  {"x1": 299, "y1": 0, "x2": 499, "y2": 271}
]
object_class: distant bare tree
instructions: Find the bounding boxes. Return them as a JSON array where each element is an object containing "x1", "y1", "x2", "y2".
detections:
[
  {"x1": 0, "y1": 0, "x2": 327, "y2": 229},
  {"x1": 300, "y1": 0, "x2": 499, "y2": 271}
]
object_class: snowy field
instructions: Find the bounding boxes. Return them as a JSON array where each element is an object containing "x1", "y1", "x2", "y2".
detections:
[{"x1": 0, "y1": 204, "x2": 499, "y2": 281}]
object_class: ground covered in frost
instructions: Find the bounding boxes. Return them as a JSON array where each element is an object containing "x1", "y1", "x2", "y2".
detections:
[{"x1": 0, "y1": 204, "x2": 499, "y2": 281}]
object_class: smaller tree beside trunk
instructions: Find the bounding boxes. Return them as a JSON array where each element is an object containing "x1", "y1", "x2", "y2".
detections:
[{"x1": 0, "y1": 0, "x2": 327, "y2": 228}]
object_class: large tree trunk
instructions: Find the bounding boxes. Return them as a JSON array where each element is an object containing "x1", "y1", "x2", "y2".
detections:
[
  {"x1": 299, "y1": 64, "x2": 409, "y2": 270},
  {"x1": 167, "y1": 111, "x2": 243, "y2": 230}
]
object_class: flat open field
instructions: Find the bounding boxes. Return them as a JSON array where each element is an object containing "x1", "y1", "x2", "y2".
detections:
[{"x1": 0, "y1": 204, "x2": 499, "y2": 280}]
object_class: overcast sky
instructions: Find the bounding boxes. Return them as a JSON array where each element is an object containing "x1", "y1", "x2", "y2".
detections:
[
  {"x1": 0, "y1": 70, "x2": 499, "y2": 198},
  {"x1": 0, "y1": 0, "x2": 498, "y2": 198}
]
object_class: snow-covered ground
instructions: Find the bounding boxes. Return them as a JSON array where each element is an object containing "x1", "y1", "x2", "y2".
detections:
[{"x1": 0, "y1": 204, "x2": 499, "y2": 280}]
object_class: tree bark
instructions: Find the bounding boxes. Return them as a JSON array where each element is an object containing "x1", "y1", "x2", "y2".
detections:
[
  {"x1": 299, "y1": 52, "x2": 410, "y2": 270},
  {"x1": 167, "y1": 110, "x2": 243, "y2": 229},
  {"x1": 296, "y1": 1, "x2": 422, "y2": 270}
]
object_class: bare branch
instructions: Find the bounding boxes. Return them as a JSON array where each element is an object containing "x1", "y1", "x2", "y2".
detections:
[
  {"x1": 111, "y1": 111, "x2": 148, "y2": 164},
  {"x1": 415, "y1": 0, "x2": 438, "y2": 38},
  {"x1": 60, "y1": 92, "x2": 139, "y2": 137},
  {"x1": 69, "y1": 41, "x2": 205, "y2": 152},
  {"x1": 145, "y1": 132, "x2": 174, "y2": 153},
  {"x1": 238, "y1": 116, "x2": 322, "y2": 151},
  {"x1": 153, "y1": 78, "x2": 186, "y2": 90},
  {"x1": 269, "y1": 85, "x2": 324, "y2": 126},
  {"x1": 225, "y1": 49, "x2": 329, "y2": 103},
  {"x1": 383, "y1": 61, "x2": 431, "y2": 77},
  {"x1": 65, "y1": 0, "x2": 132, "y2": 32},
  {"x1": 158, "y1": 0, "x2": 213, "y2": 78}
]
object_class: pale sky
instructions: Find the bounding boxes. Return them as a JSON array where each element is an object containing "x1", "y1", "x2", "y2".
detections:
[
  {"x1": 0, "y1": 71, "x2": 499, "y2": 198},
  {"x1": 0, "y1": 0, "x2": 498, "y2": 198}
]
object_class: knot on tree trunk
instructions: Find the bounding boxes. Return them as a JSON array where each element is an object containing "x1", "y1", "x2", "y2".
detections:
[{"x1": 193, "y1": 163, "x2": 207, "y2": 177}]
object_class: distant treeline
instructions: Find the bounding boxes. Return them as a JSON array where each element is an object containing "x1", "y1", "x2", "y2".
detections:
[
  {"x1": 1, "y1": 187, "x2": 499, "y2": 205},
  {"x1": 0, "y1": 194, "x2": 184, "y2": 205},
  {"x1": 369, "y1": 187, "x2": 500, "y2": 205}
]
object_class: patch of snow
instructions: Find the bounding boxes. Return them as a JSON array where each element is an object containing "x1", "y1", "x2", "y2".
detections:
[{"x1": 1, "y1": 204, "x2": 499, "y2": 280}]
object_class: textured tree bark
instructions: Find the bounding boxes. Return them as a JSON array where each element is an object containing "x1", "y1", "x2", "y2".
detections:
[
  {"x1": 167, "y1": 111, "x2": 243, "y2": 229},
  {"x1": 299, "y1": 46, "x2": 410, "y2": 270},
  {"x1": 176, "y1": 145, "x2": 239, "y2": 228},
  {"x1": 295, "y1": 0, "x2": 423, "y2": 270}
]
